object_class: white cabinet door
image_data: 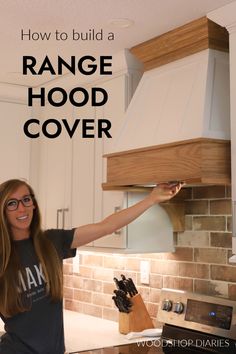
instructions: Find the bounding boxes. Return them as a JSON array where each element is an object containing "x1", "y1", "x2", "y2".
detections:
[
  {"x1": 93, "y1": 75, "x2": 128, "y2": 248},
  {"x1": 0, "y1": 101, "x2": 31, "y2": 183},
  {"x1": 38, "y1": 103, "x2": 73, "y2": 229},
  {"x1": 71, "y1": 105, "x2": 95, "y2": 235}
]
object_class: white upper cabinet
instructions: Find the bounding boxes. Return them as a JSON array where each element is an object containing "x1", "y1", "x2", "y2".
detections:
[
  {"x1": 71, "y1": 104, "x2": 95, "y2": 233},
  {"x1": 93, "y1": 75, "x2": 129, "y2": 249},
  {"x1": 37, "y1": 102, "x2": 73, "y2": 229},
  {"x1": 0, "y1": 101, "x2": 31, "y2": 183},
  {"x1": 71, "y1": 72, "x2": 140, "y2": 250},
  {"x1": 71, "y1": 74, "x2": 130, "y2": 248}
]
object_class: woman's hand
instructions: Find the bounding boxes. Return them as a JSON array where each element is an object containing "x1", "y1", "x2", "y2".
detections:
[{"x1": 148, "y1": 182, "x2": 184, "y2": 205}]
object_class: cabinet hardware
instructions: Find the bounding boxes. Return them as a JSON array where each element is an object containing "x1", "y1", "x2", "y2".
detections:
[
  {"x1": 233, "y1": 201, "x2": 236, "y2": 237},
  {"x1": 62, "y1": 208, "x2": 69, "y2": 229},
  {"x1": 56, "y1": 209, "x2": 63, "y2": 228},
  {"x1": 114, "y1": 206, "x2": 121, "y2": 235}
]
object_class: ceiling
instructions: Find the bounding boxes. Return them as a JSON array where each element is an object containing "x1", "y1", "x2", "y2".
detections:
[{"x1": 0, "y1": 0, "x2": 234, "y2": 87}]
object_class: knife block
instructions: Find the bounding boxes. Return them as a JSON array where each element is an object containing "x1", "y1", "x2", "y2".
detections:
[{"x1": 119, "y1": 293, "x2": 154, "y2": 334}]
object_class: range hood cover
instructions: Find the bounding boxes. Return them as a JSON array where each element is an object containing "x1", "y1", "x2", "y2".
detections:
[{"x1": 103, "y1": 18, "x2": 231, "y2": 189}]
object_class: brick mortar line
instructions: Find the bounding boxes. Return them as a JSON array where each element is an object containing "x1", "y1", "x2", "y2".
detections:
[
  {"x1": 184, "y1": 198, "x2": 231, "y2": 201},
  {"x1": 186, "y1": 214, "x2": 231, "y2": 216}
]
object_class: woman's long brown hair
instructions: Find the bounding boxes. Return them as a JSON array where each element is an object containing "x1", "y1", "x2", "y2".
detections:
[{"x1": 0, "y1": 179, "x2": 63, "y2": 317}]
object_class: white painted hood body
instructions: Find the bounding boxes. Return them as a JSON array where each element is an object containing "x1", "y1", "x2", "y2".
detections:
[{"x1": 111, "y1": 49, "x2": 230, "y2": 153}]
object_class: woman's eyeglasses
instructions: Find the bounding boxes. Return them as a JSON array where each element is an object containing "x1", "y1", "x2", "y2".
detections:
[{"x1": 5, "y1": 195, "x2": 34, "y2": 211}]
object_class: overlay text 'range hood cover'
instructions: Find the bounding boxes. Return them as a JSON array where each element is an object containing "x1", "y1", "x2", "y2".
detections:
[{"x1": 103, "y1": 48, "x2": 231, "y2": 189}]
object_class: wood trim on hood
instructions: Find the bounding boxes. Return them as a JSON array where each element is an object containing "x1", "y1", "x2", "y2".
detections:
[
  {"x1": 102, "y1": 138, "x2": 231, "y2": 190},
  {"x1": 130, "y1": 17, "x2": 229, "y2": 71}
]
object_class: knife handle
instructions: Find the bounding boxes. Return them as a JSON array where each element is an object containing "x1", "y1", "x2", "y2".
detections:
[{"x1": 128, "y1": 278, "x2": 138, "y2": 295}]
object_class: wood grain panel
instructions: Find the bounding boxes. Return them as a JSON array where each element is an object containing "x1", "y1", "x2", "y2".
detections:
[
  {"x1": 130, "y1": 17, "x2": 229, "y2": 71},
  {"x1": 119, "y1": 293, "x2": 154, "y2": 334},
  {"x1": 102, "y1": 138, "x2": 230, "y2": 190}
]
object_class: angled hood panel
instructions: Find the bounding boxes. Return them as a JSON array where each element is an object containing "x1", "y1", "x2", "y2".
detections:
[{"x1": 112, "y1": 50, "x2": 230, "y2": 154}]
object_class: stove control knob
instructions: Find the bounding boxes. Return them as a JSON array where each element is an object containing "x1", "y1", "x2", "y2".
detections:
[
  {"x1": 162, "y1": 299, "x2": 172, "y2": 312},
  {"x1": 173, "y1": 302, "x2": 184, "y2": 314}
]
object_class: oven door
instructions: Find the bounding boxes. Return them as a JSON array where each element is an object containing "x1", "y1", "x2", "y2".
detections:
[
  {"x1": 163, "y1": 346, "x2": 222, "y2": 354},
  {"x1": 161, "y1": 325, "x2": 235, "y2": 354}
]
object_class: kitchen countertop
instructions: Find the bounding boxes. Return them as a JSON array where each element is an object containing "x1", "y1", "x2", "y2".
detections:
[
  {"x1": 69, "y1": 342, "x2": 163, "y2": 354},
  {"x1": 0, "y1": 310, "x2": 160, "y2": 352},
  {"x1": 64, "y1": 310, "x2": 160, "y2": 352}
]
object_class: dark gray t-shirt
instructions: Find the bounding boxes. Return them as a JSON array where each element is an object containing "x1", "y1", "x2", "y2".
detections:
[{"x1": 0, "y1": 229, "x2": 76, "y2": 354}]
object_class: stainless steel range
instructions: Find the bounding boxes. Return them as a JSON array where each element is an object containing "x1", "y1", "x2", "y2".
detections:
[
  {"x1": 69, "y1": 289, "x2": 236, "y2": 354},
  {"x1": 158, "y1": 288, "x2": 236, "y2": 353}
]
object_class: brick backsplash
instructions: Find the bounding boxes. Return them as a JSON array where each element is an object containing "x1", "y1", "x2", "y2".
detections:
[{"x1": 63, "y1": 186, "x2": 234, "y2": 323}]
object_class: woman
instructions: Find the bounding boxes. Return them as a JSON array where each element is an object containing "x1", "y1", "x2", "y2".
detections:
[{"x1": 0, "y1": 178, "x2": 183, "y2": 354}]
